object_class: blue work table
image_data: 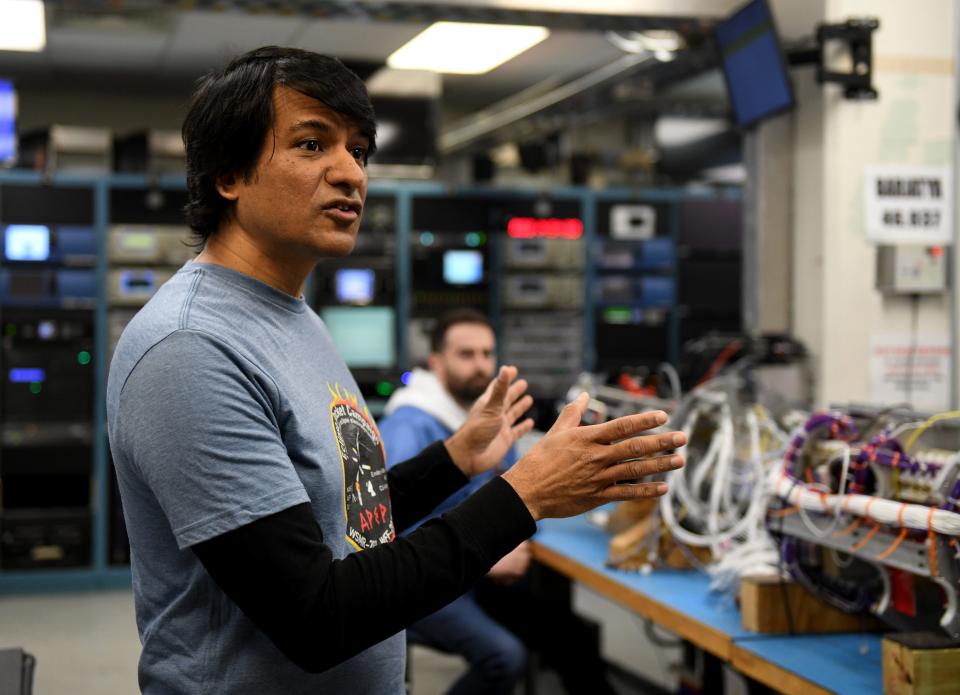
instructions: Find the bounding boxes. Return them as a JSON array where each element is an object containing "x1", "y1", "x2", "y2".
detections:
[{"x1": 531, "y1": 515, "x2": 884, "y2": 695}]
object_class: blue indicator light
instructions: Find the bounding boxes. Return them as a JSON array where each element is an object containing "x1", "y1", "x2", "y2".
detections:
[{"x1": 9, "y1": 368, "x2": 45, "y2": 383}]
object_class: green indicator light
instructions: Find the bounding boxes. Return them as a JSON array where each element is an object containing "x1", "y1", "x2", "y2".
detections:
[
  {"x1": 465, "y1": 232, "x2": 480, "y2": 248},
  {"x1": 477, "y1": 232, "x2": 487, "y2": 245},
  {"x1": 603, "y1": 307, "x2": 633, "y2": 325},
  {"x1": 77, "y1": 351, "x2": 92, "y2": 366},
  {"x1": 419, "y1": 231, "x2": 435, "y2": 247},
  {"x1": 4, "y1": 323, "x2": 15, "y2": 337},
  {"x1": 29, "y1": 382, "x2": 42, "y2": 395},
  {"x1": 375, "y1": 381, "x2": 395, "y2": 397}
]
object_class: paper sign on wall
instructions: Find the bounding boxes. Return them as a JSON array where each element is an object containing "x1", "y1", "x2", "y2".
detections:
[
  {"x1": 868, "y1": 334, "x2": 950, "y2": 411},
  {"x1": 864, "y1": 165, "x2": 953, "y2": 244}
]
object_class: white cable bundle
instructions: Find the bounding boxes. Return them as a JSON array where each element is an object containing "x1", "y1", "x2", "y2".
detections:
[
  {"x1": 660, "y1": 397, "x2": 771, "y2": 549},
  {"x1": 768, "y1": 471, "x2": 960, "y2": 537},
  {"x1": 657, "y1": 398, "x2": 786, "y2": 590}
]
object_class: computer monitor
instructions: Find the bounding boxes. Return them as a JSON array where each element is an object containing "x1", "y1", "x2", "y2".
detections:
[
  {"x1": 0, "y1": 79, "x2": 15, "y2": 166},
  {"x1": 335, "y1": 268, "x2": 375, "y2": 305},
  {"x1": 443, "y1": 250, "x2": 483, "y2": 285},
  {"x1": 715, "y1": 0, "x2": 794, "y2": 127},
  {"x1": 321, "y1": 306, "x2": 396, "y2": 369},
  {"x1": 4, "y1": 225, "x2": 50, "y2": 261}
]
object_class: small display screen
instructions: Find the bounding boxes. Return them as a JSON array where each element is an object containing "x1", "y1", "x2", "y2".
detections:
[
  {"x1": 119, "y1": 270, "x2": 156, "y2": 295},
  {"x1": 443, "y1": 250, "x2": 483, "y2": 285},
  {"x1": 715, "y1": 0, "x2": 794, "y2": 126},
  {"x1": 335, "y1": 268, "x2": 375, "y2": 305},
  {"x1": 4, "y1": 225, "x2": 50, "y2": 261},
  {"x1": 119, "y1": 231, "x2": 157, "y2": 253},
  {"x1": 0, "y1": 79, "x2": 15, "y2": 166},
  {"x1": 321, "y1": 306, "x2": 396, "y2": 369}
]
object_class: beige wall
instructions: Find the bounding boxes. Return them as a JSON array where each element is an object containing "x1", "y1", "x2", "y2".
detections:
[{"x1": 788, "y1": 0, "x2": 957, "y2": 407}]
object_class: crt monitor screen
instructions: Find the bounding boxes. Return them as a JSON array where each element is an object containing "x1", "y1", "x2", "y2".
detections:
[
  {"x1": 321, "y1": 306, "x2": 396, "y2": 369},
  {"x1": 0, "y1": 79, "x2": 14, "y2": 166},
  {"x1": 335, "y1": 268, "x2": 375, "y2": 305},
  {"x1": 715, "y1": 0, "x2": 794, "y2": 127},
  {"x1": 443, "y1": 250, "x2": 483, "y2": 285},
  {"x1": 4, "y1": 225, "x2": 50, "y2": 261}
]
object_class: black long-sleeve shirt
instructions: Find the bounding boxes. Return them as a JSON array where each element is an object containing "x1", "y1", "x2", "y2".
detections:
[{"x1": 193, "y1": 441, "x2": 535, "y2": 673}]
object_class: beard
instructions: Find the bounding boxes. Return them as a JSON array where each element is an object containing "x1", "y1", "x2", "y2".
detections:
[{"x1": 447, "y1": 372, "x2": 491, "y2": 404}]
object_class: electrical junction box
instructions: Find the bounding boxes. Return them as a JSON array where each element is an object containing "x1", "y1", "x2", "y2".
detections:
[{"x1": 876, "y1": 244, "x2": 948, "y2": 294}]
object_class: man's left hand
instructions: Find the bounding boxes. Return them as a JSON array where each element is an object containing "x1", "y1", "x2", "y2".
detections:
[{"x1": 444, "y1": 365, "x2": 534, "y2": 477}]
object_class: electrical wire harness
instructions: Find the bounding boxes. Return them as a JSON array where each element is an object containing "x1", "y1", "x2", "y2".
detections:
[
  {"x1": 769, "y1": 410, "x2": 960, "y2": 637},
  {"x1": 580, "y1": 369, "x2": 960, "y2": 637}
]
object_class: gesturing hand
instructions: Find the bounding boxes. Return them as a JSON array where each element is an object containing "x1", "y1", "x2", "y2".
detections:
[
  {"x1": 502, "y1": 393, "x2": 686, "y2": 520},
  {"x1": 444, "y1": 365, "x2": 535, "y2": 478}
]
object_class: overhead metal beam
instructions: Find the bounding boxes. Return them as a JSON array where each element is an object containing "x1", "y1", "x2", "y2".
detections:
[
  {"x1": 50, "y1": 0, "x2": 716, "y2": 34},
  {"x1": 440, "y1": 45, "x2": 719, "y2": 154}
]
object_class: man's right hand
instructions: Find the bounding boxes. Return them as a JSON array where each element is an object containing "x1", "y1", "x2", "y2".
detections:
[{"x1": 501, "y1": 393, "x2": 685, "y2": 521}]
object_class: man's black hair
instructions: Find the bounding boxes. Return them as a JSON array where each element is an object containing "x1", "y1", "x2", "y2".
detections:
[
  {"x1": 182, "y1": 46, "x2": 377, "y2": 245},
  {"x1": 430, "y1": 309, "x2": 494, "y2": 353}
]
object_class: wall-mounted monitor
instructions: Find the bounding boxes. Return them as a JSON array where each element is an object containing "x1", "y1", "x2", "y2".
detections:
[
  {"x1": 321, "y1": 306, "x2": 396, "y2": 369},
  {"x1": 4, "y1": 225, "x2": 50, "y2": 261},
  {"x1": 715, "y1": 0, "x2": 795, "y2": 127},
  {"x1": 335, "y1": 268, "x2": 375, "y2": 305},
  {"x1": 0, "y1": 79, "x2": 15, "y2": 167},
  {"x1": 443, "y1": 250, "x2": 483, "y2": 285}
]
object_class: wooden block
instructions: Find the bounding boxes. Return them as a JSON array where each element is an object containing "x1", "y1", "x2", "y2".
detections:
[
  {"x1": 605, "y1": 499, "x2": 659, "y2": 535},
  {"x1": 883, "y1": 633, "x2": 960, "y2": 695},
  {"x1": 740, "y1": 575, "x2": 873, "y2": 634},
  {"x1": 607, "y1": 516, "x2": 711, "y2": 571}
]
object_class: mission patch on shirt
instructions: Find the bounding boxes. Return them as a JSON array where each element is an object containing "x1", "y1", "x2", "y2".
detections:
[{"x1": 328, "y1": 383, "x2": 395, "y2": 550}]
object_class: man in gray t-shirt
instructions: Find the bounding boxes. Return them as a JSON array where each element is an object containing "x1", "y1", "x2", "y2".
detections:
[
  {"x1": 108, "y1": 46, "x2": 685, "y2": 695},
  {"x1": 108, "y1": 260, "x2": 409, "y2": 692}
]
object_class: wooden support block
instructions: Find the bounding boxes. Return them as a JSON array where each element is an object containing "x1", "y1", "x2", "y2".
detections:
[
  {"x1": 740, "y1": 575, "x2": 873, "y2": 634},
  {"x1": 883, "y1": 633, "x2": 960, "y2": 695}
]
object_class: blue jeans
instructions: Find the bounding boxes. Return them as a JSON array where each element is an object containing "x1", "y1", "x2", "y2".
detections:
[{"x1": 407, "y1": 591, "x2": 527, "y2": 695}]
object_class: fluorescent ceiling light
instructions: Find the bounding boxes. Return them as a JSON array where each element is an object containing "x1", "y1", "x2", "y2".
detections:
[
  {"x1": 387, "y1": 22, "x2": 549, "y2": 75},
  {"x1": 0, "y1": 0, "x2": 46, "y2": 52}
]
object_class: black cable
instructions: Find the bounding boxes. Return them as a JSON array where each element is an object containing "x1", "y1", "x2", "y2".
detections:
[{"x1": 905, "y1": 294, "x2": 920, "y2": 406}]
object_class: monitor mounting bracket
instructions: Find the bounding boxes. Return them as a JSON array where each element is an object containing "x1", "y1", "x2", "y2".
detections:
[{"x1": 787, "y1": 17, "x2": 880, "y2": 100}]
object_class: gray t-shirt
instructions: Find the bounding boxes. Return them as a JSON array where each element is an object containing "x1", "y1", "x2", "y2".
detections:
[{"x1": 106, "y1": 262, "x2": 404, "y2": 694}]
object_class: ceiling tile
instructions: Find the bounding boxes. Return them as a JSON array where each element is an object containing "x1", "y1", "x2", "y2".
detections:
[
  {"x1": 163, "y1": 10, "x2": 304, "y2": 71},
  {"x1": 292, "y1": 19, "x2": 428, "y2": 61},
  {"x1": 443, "y1": 30, "x2": 625, "y2": 108},
  {"x1": 47, "y1": 28, "x2": 168, "y2": 71}
]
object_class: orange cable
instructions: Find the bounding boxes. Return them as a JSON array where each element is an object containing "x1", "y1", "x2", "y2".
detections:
[
  {"x1": 851, "y1": 522, "x2": 880, "y2": 551},
  {"x1": 876, "y1": 528, "x2": 908, "y2": 561},
  {"x1": 833, "y1": 517, "x2": 863, "y2": 538},
  {"x1": 927, "y1": 506, "x2": 938, "y2": 576}
]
